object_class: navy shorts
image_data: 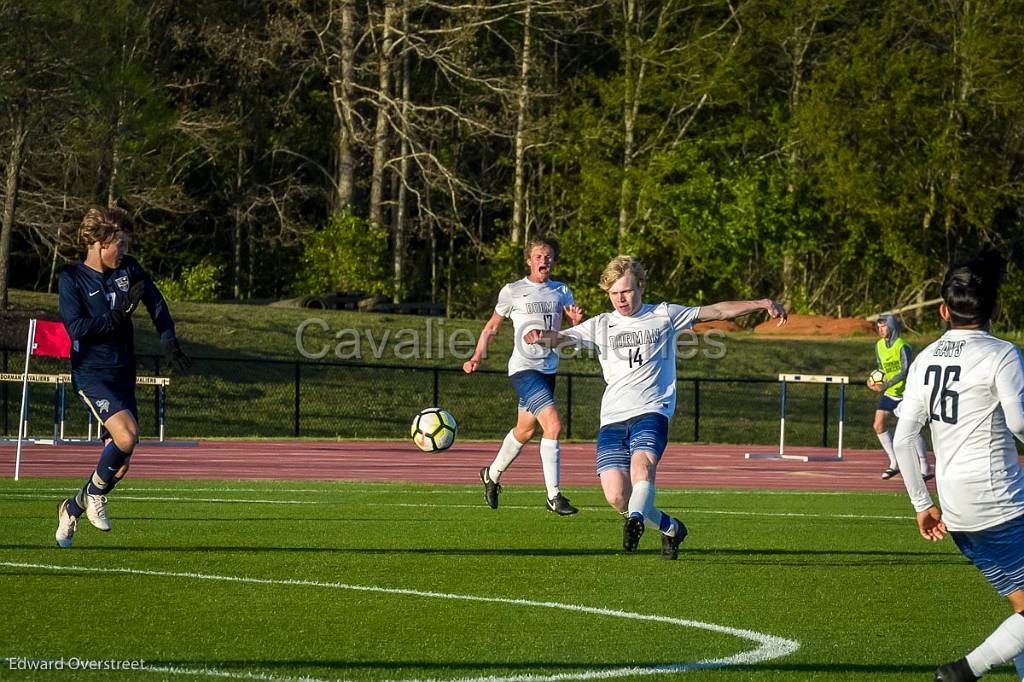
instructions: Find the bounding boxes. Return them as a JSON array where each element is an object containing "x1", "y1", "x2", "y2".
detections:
[
  {"x1": 510, "y1": 370, "x2": 557, "y2": 416},
  {"x1": 595, "y1": 413, "x2": 670, "y2": 475},
  {"x1": 952, "y1": 514, "x2": 1024, "y2": 597},
  {"x1": 877, "y1": 394, "x2": 901, "y2": 413},
  {"x1": 73, "y1": 369, "x2": 138, "y2": 425}
]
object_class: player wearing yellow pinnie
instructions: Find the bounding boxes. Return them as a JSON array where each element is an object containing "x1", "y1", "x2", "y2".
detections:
[{"x1": 868, "y1": 314, "x2": 930, "y2": 480}]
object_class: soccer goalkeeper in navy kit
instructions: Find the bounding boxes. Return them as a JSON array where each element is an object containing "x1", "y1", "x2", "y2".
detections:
[{"x1": 55, "y1": 206, "x2": 191, "y2": 548}]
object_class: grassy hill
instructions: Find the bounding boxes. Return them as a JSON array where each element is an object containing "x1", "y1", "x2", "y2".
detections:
[{"x1": 4, "y1": 289, "x2": 1010, "y2": 447}]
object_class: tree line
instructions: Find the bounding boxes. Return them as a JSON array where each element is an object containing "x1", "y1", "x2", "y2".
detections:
[{"x1": 1, "y1": 0, "x2": 1022, "y2": 326}]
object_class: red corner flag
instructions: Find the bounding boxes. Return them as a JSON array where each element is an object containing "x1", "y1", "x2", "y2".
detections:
[{"x1": 32, "y1": 319, "x2": 71, "y2": 358}]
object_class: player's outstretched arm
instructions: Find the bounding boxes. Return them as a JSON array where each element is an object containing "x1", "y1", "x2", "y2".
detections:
[
  {"x1": 696, "y1": 299, "x2": 787, "y2": 327},
  {"x1": 463, "y1": 311, "x2": 503, "y2": 373},
  {"x1": 523, "y1": 329, "x2": 569, "y2": 347}
]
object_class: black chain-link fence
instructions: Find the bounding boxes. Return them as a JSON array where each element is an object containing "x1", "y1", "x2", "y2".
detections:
[{"x1": 1, "y1": 349, "x2": 883, "y2": 448}]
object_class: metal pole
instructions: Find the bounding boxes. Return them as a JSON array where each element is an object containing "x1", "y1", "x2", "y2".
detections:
[
  {"x1": 16, "y1": 319, "x2": 37, "y2": 481},
  {"x1": 566, "y1": 374, "x2": 573, "y2": 440},
  {"x1": 837, "y1": 383, "x2": 845, "y2": 460},
  {"x1": 59, "y1": 382, "x2": 66, "y2": 441},
  {"x1": 52, "y1": 381, "x2": 60, "y2": 442},
  {"x1": 2, "y1": 349, "x2": 8, "y2": 436},
  {"x1": 159, "y1": 384, "x2": 166, "y2": 442},
  {"x1": 822, "y1": 383, "x2": 830, "y2": 447},
  {"x1": 778, "y1": 380, "x2": 787, "y2": 456},
  {"x1": 693, "y1": 379, "x2": 701, "y2": 442},
  {"x1": 294, "y1": 362, "x2": 301, "y2": 438}
]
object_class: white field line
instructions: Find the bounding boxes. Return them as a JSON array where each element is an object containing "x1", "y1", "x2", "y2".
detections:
[
  {"x1": 1, "y1": 561, "x2": 800, "y2": 682},
  {"x1": 0, "y1": 491, "x2": 907, "y2": 521},
  {"x1": 0, "y1": 493, "x2": 327, "y2": 505},
  {"x1": 0, "y1": 483, "x2": 892, "y2": 499},
  {"x1": 0, "y1": 485, "x2": 905, "y2": 518}
]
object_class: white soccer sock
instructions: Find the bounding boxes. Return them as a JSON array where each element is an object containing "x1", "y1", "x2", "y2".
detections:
[
  {"x1": 966, "y1": 612, "x2": 1024, "y2": 677},
  {"x1": 627, "y1": 480, "x2": 667, "y2": 532},
  {"x1": 488, "y1": 430, "x2": 525, "y2": 482},
  {"x1": 916, "y1": 435, "x2": 931, "y2": 474},
  {"x1": 876, "y1": 431, "x2": 898, "y2": 469},
  {"x1": 539, "y1": 438, "x2": 560, "y2": 499}
]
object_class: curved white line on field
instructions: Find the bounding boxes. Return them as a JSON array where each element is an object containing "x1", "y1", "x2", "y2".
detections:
[{"x1": 1, "y1": 561, "x2": 799, "y2": 682}]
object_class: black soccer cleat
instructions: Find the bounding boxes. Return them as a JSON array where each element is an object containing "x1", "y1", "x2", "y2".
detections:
[
  {"x1": 479, "y1": 467, "x2": 501, "y2": 509},
  {"x1": 661, "y1": 518, "x2": 688, "y2": 560},
  {"x1": 934, "y1": 658, "x2": 978, "y2": 682},
  {"x1": 622, "y1": 514, "x2": 645, "y2": 552},
  {"x1": 546, "y1": 493, "x2": 578, "y2": 516}
]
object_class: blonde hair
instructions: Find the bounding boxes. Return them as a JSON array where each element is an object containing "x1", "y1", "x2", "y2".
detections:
[
  {"x1": 599, "y1": 255, "x2": 646, "y2": 291},
  {"x1": 525, "y1": 235, "x2": 559, "y2": 261},
  {"x1": 80, "y1": 206, "x2": 132, "y2": 247}
]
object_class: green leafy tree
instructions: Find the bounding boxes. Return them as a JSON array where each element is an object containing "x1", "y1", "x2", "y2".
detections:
[
  {"x1": 156, "y1": 259, "x2": 223, "y2": 302},
  {"x1": 293, "y1": 211, "x2": 389, "y2": 296}
]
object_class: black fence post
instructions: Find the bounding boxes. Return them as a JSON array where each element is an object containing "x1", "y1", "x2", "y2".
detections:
[
  {"x1": 2, "y1": 349, "x2": 8, "y2": 436},
  {"x1": 432, "y1": 367, "x2": 439, "y2": 407},
  {"x1": 693, "y1": 379, "x2": 701, "y2": 442},
  {"x1": 294, "y1": 361, "x2": 301, "y2": 437},
  {"x1": 822, "y1": 383, "x2": 830, "y2": 447},
  {"x1": 566, "y1": 374, "x2": 573, "y2": 440}
]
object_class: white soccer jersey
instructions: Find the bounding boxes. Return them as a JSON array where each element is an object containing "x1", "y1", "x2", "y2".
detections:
[
  {"x1": 894, "y1": 329, "x2": 1024, "y2": 531},
  {"x1": 561, "y1": 302, "x2": 700, "y2": 426},
  {"x1": 495, "y1": 278, "x2": 576, "y2": 375}
]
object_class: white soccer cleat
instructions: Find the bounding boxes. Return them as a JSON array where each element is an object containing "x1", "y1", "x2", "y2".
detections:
[
  {"x1": 55, "y1": 499, "x2": 77, "y2": 548},
  {"x1": 85, "y1": 494, "x2": 111, "y2": 532}
]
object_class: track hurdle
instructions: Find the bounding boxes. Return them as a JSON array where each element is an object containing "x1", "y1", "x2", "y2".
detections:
[{"x1": 745, "y1": 373, "x2": 848, "y2": 462}]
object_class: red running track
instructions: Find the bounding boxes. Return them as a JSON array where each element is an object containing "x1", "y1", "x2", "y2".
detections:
[{"x1": 0, "y1": 440, "x2": 931, "y2": 492}]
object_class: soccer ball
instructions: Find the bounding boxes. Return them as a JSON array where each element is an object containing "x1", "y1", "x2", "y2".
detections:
[
  {"x1": 868, "y1": 369, "x2": 885, "y2": 385},
  {"x1": 410, "y1": 407, "x2": 457, "y2": 453}
]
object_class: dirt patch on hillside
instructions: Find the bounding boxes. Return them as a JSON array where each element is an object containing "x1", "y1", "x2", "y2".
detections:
[
  {"x1": 692, "y1": 320, "x2": 741, "y2": 333},
  {"x1": 754, "y1": 313, "x2": 875, "y2": 337}
]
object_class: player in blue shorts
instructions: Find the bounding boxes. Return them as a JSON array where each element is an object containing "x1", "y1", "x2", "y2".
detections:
[
  {"x1": 526, "y1": 255, "x2": 787, "y2": 559},
  {"x1": 463, "y1": 236, "x2": 584, "y2": 515},
  {"x1": 868, "y1": 313, "x2": 931, "y2": 480},
  {"x1": 893, "y1": 251, "x2": 1024, "y2": 681},
  {"x1": 54, "y1": 206, "x2": 190, "y2": 548}
]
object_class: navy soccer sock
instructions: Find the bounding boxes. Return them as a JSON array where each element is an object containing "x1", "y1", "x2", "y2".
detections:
[
  {"x1": 86, "y1": 441, "x2": 131, "y2": 496},
  {"x1": 66, "y1": 487, "x2": 87, "y2": 517}
]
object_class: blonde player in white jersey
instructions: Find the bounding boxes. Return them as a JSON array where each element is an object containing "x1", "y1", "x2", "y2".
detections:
[
  {"x1": 525, "y1": 256, "x2": 787, "y2": 559},
  {"x1": 464, "y1": 236, "x2": 584, "y2": 515},
  {"x1": 892, "y1": 251, "x2": 1024, "y2": 682}
]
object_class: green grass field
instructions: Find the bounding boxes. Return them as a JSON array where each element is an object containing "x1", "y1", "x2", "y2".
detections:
[{"x1": 0, "y1": 478, "x2": 1019, "y2": 681}]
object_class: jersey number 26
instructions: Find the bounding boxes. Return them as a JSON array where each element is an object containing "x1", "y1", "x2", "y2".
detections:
[{"x1": 924, "y1": 365, "x2": 960, "y2": 424}]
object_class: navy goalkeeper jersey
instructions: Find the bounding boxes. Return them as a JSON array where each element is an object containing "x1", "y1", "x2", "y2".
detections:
[{"x1": 58, "y1": 255, "x2": 176, "y2": 372}]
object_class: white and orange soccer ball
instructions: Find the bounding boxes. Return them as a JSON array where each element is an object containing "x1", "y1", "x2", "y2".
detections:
[
  {"x1": 868, "y1": 369, "x2": 885, "y2": 386},
  {"x1": 410, "y1": 407, "x2": 457, "y2": 452}
]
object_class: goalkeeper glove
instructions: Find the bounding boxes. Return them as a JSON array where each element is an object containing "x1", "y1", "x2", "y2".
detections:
[{"x1": 161, "y1": 338, "x2": 192, "y2": 373}]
